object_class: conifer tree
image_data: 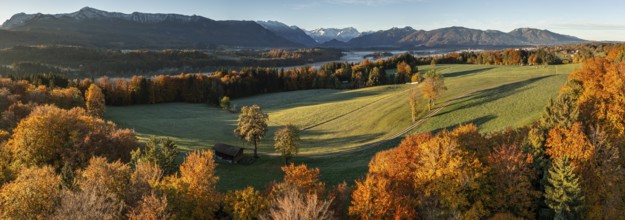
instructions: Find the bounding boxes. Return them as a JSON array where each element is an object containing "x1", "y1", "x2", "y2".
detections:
[{"x1": 545, "y1": 157, "x2": 584, "y2": 220}]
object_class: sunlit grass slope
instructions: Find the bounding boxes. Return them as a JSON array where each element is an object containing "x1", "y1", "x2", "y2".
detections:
[{"x1": 107, "y1": 64, "x2": 579, "y2": 190}]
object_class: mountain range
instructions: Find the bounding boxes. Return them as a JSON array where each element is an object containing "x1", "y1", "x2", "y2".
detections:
[
  {"x1": 304, "y1": 27, "x2": 362, "y2": 43},
  {"x1": 0, "y1": 7, "x2": 586, "y2": 49}
]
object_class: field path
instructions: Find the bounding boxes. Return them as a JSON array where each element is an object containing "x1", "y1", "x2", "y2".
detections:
[{"x1": 304, "y1": 95, "x2": 455, "y2": 158}]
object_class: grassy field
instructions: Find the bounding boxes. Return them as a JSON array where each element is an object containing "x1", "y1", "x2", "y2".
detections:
[
  {"x1": 107, "y1": 64, "x2": 579, "y2": 190},
  {"x1": 108, "y1": 83, "x2": 419, "y2": 154}
]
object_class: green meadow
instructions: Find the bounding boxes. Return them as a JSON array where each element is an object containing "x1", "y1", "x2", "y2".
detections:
[{"x1": 107, "y1": 64, "x2": 579, "y2": 190}]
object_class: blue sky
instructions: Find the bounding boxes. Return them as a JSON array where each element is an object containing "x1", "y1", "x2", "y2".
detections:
[{"x1": 1, "y1": 0, "x2": 624, "y2": 41}]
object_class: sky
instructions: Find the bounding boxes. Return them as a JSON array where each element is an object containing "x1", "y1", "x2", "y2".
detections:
[{"x1": 1, "y1": 0, "x2": 624, "y2": 41}]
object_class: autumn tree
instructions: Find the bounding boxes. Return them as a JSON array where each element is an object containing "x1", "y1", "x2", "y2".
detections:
[
  {"x1": 85, "y1": 83, "x2": 105, "y2": 117},
  {"x1": 261, "y1": 187, "x2": 334, "y2": 220},
  {"x1": 127, "y1": 194, "x2": 174, "y2": 220},
  {"x1": 396, "y1": 61, "x2": 412, "y2": 84},
  {"x1": 220, "y1": 96, "x2": 231, "y2": 111},
  {"x1": 0, "y1": 166, "x2": 61, "y2": 220},
  {"x1": 76, "y1": 157, "x2": 132, "y2": 207},
  {"x1": 545, "y1": 157, "x2": 584, "y2": 220},
  {"x1": 6, "y1": 105, "x2": 139, "y2": 171},
  {"x1": 350, "y1": 175, "x2": 400, "y2": 219},
  {"x1": 131, "y1": 137, "x2": 179, "y2": 175},
  {"x1": 411, "y1": 130, "x2": 486, "y2": 218},
  {"x1": 129, "y1": 161, "x2": 164, "y2": 206},
  {"x1": 224, "y1": 186, "x2": 268, "y2": 220},
  {"x1": 0, "y1": 144, "x2": 11, "y2": 185},
  {"x1": 582, "y1": 126, "x2": 625, "y2": 219},
  {"x1": 545, "y1": 123, "x2": 592, "y2": 165},
  {"x1": 279, "y1": 163, "x2": 325, "y2": 195},
  {"x1": 235, "y1": 105, "x2": 268, "y2": 158},
  {"x1": 49, "y1": 87, "x2": 85, "y2": 109},
  {"x1": 53, "y1": 184, "x2": 124, "y2": 220},
  {"x1": 420, "y1": 70, "x2": 447, "y2": 111},
  {"x1": 570, "y1": 58, "x2": 625, "y2": 135},
  {"x1": 274, "y1": 124, "x2": 301, "y2": 164},
  {"x1": 486, "y1": 145, "x2": 540, "y2": 219},
  {"x1": 408, "y1": 88, "x2": 420, "y2": 122},
  {"x1": 366, "y1": 67, "x2": 381, "y2": 86},
  {"x1": 350, "y1": 129, "x2": 486, "y2": 219},
  {"x1": 161, "y1": 150, "x2": 221, "y2": 219}
]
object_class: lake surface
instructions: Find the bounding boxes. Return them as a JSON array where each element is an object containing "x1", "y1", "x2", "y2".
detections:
[{"x1": 284, "y1": 49, "x2": 474, "y2": 69}]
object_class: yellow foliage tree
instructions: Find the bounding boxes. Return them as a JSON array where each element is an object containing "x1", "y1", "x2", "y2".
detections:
[
  {"x1": 224, "y1": 186, "x2": 268, "y2": 220},
  {"x1": 0, "y1": 166, "x2": 61, "y2": 220},
  {"x1": 420, "y1": 70, "x2": 447, "y2": 111},
  {"x1": 161, "y1": 150, "x2": 221, "y2": 219},
  {"x1": 77, "y1": 157, "x2": 132, "y2": 205},
  {"x1": 350, "y1": 128, "x2": 486, "y2": 219},
  {"x1": 408, "y1": 88, "x2": 420, "y2": 122},
  {"x1": 6, "y1": 105, "x2": 139, "y2": 171},
  {"x1": 85, "y1": 84, "x2": 105, "y2": 117}
]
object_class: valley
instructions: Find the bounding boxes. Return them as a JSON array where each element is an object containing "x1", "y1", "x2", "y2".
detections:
[
  {"x1": 1, "y1": 2, "x2": 620, "y2": 219},
  {"x1": 107, "y1": 63, "x2": 578, "y2": 190}
]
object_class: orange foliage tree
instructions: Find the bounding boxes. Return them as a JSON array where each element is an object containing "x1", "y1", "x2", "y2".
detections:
[
  {"x1": 350, "y1": 127, "x2": 487, "y2": 219},
  {"x1": 545, "y1": 123, "x2": 593, "y2": 165}
]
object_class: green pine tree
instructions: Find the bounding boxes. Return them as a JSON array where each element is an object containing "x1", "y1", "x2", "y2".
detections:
[
  {"x1": 545, "y1": 157, "x2": 584, "y2": 220},
  {"x1": 540, "y1": 94, "x2": 579, "y2": 129}
]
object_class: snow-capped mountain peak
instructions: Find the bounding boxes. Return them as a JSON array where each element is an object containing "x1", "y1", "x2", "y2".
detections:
[{"x1": 304, "y1": 27, "x2": 361, "y2": 43}]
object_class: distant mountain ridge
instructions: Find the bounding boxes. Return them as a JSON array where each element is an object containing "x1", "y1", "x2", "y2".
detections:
[
  {"x1": 304, "y1": 27, "x2": 361, "y2": 43},
  {"x1": 0, "y1": 7, "x2": 301, "y2": 49},
  {"x1": 508, "y1": 28, "x2": 584, "y2": 45},
  {"x1": 0, "y1": 7, "x2": 587, "y2": 49},
  {"x1": 347, "y1": 26, "x2": 586, "y2": 48},
  {"x1": 255, "y1": 21, "x2": 318, "y2": 47}
]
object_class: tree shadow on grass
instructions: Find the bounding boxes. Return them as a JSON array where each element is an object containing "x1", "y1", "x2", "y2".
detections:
[
  {"x1": 443, "y1": 67, "x2": 495, "y2": 78},
  {"x1": 236, "y1": 88, "x2": 391, "y2": 112},
  {"x1": 436, "y1": 75, "x2": 553, "y2": 117},
  {"x1": 300, "y1": 130, "x2": 386, "y2": 150},
  {"x1": 430, "y1": 114, "x2": 497, "y2": 135}
]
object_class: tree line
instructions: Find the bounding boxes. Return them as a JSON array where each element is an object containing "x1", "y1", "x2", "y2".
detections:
[
  {"x1": 85, "y1": 57, "x2": 424, "y2": 106},
  {"x1": 0, "y1": 46, "x2": 343, "y2": 78}
]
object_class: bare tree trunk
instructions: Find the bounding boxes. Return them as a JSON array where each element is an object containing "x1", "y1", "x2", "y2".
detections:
[
  {"x1": 253, "y1": 139, "x2": 258, "y2": 158},
  {"x1": 428, "y1": 99, "x2": 432, "y2": 111}
]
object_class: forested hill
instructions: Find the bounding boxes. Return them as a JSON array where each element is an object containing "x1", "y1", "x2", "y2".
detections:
[
  {"x1": 347, "y1": 26, "x2": 586, "y2": 48},
  {"x1": 0, "y1": 7, "x2": 301, "y2": 49}
]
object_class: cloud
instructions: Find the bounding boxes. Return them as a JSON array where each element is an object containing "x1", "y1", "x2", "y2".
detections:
[
  {"x1": 550, "y1": 23, "x2": 625, "y2": 31},
  {"x1": 327, "y1": 0, "x2": 425, "y2": 6}
]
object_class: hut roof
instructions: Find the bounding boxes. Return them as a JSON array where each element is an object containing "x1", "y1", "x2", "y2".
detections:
[{"x1": 213, "y1": 143, "x2": 243, "y2": 157}]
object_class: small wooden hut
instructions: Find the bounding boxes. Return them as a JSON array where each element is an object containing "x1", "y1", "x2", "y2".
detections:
[{"x1": 213, "y1": 143, "x2": 244, "y2": 164}]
